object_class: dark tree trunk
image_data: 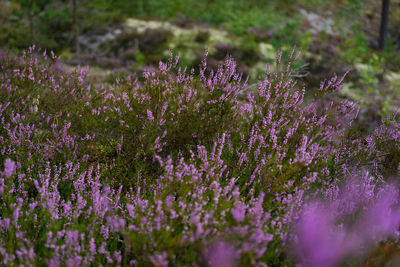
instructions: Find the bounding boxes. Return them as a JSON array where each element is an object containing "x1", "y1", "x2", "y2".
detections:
[
  {"x1": 72, "y1": 0, "x2": 80, "y2": 56},
  {"x1": 378, "y1": 0, "x2": 391, "y2": 50}
]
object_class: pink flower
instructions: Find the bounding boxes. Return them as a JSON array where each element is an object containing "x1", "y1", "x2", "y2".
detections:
[
  {"x1": 294, "y1": 179, "x2": 400, "y2": 267},
  {"x1": 205, "y1": 241, "x2": 237, "y2": 267},
  {"x1": 3, "y1": 159, "x2": 16, "y2": 178},
  {"x1": 149, "y1": 251, "x2": 168, "y2": 267},
  {"x1": 147, "y1": 110, "x2": 154, "y2": 121},
  {"x1": 231, "y1": 203, "x2": 246, "y2": 222}
]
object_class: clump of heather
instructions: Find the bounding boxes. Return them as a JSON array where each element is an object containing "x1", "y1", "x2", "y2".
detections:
[
  {"x1": 0, "y1": 145, "x2": 272, "y2": 265},
  {"x1": 2, "y1": 46, "x2": 400, "y2": 266},
  {"x1": 0, "y1": 46, "x2": 92, "y2": 172}
]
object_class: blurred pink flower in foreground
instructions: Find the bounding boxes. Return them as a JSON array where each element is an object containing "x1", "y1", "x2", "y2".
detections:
[
  {"x1": 294, "y1": 176, "x2": 400, "y2": 267},
  {"x1": 205, "y1": 241, "x2": 237, "y2": 267}
]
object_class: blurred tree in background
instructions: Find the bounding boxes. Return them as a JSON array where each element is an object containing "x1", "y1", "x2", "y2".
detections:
[{"x1": 16, "y1": 0, "x2": 52, "y2": 43}]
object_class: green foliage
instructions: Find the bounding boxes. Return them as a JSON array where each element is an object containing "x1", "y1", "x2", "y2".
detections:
[
  {"x1": 360, "y1": 54, "x2": 384, "y2": 95},
  {"x1": 338, "y1": 23, "x2": 371, "y2": 63}
]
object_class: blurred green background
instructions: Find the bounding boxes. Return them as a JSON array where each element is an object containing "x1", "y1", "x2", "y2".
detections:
[{"x1": 1, "y1": 0, "x2": 400, "y2": 122}]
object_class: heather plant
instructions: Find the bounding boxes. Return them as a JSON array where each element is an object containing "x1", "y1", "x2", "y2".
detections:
[
  {"x1": 0, "y1": 148, "x2": 272, "y2": 265},
  {"x1": 222, "y1": 48, "x2": 358, "y2": 195},
  {"x1": 3, "y1": 46, "x2": 400, "y2": 266},
  {"x1": 66, "y1": 50, "x2": 247, "y2": 187},
  {"x1": 0, "y1": 46, "x2": 93, "y2": 171}
]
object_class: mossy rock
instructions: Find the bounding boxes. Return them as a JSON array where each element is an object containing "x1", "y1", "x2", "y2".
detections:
[{"x1": 258, "y1": 43, "x2": 276, "y2": 61}]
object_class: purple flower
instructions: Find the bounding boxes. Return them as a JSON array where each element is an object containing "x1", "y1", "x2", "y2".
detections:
[
  {"x1": 231, "y1": 203, "x2": 245, "y2": 223},
  {"x1": 294, "y1": 178, "x2": 400, "y2": 267},
  {"x1": 89, "y1": 238, "x2": 96, "y2": 256},
  {"x1": 147, "y1": 110, "x2": 154, "y2": 121},
  {"x1": 148, "y1": 251, "x2": 168, "y2": 267},
  {"x1": 205, "y1": 241, "x2": 237, "y2": 267},
  {"x1": 3, "y1": 159, "x2": 16, "y2": 178},
  {"x1": 295, "y1": 203, "x2": 354, "y2": 267}
]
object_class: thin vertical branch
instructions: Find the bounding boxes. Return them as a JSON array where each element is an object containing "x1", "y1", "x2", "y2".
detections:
[
  {"x1": 378, "y1": 0, "x2": 391, "y2": 50},
  {"x1": 72, "y1": 0, "x2": 80, "y2": 57}
]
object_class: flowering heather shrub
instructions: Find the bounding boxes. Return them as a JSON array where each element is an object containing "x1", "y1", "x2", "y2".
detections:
[
  {"x1": 2, "y1": 46, "x2": 400, "y2": 265},
  {"x1": 0, "y1": 46, "x2": 92, "y2": 171},
  {"x1": 0, "y1": 150, "x2": 271, "y2": 265},
  {"x1": 224, "y1": 50, "x2": 358, "y2": 194}
]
